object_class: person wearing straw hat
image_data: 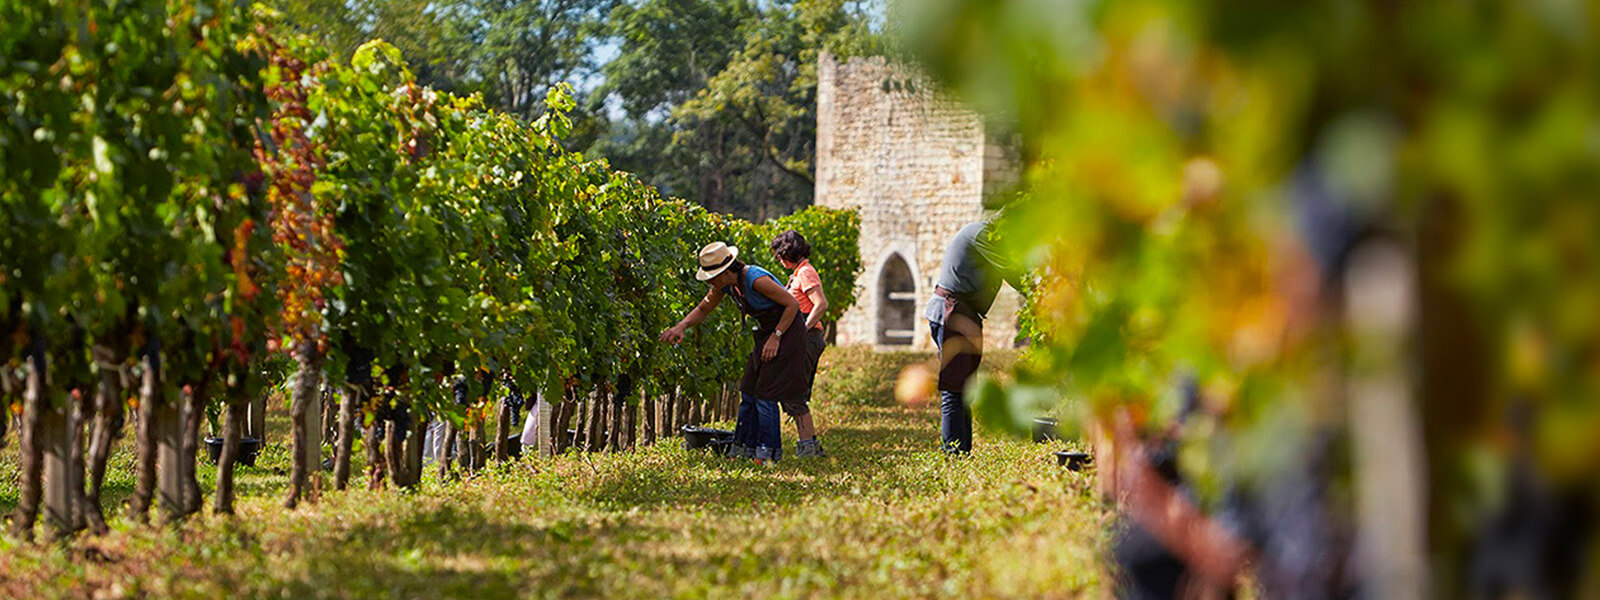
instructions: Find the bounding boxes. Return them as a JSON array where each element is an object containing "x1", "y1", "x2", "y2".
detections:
[{"x1": 659, "y1": 242, "x2": 807, "y2": 463}]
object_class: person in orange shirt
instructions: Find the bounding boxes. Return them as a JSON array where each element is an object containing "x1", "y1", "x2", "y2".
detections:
[{"x1": 770, "y1": 230, "x2": 829, "y2": 458}]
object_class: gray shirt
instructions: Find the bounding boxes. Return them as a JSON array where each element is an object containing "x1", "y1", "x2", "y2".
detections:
[{"x1": 925, "y1": 220, "x2": 1019, "y2": 324}]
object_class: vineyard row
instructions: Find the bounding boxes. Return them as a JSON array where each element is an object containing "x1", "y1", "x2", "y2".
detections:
[{"x1": 0, "y1": 1, "x2": 861, "y2": 541}]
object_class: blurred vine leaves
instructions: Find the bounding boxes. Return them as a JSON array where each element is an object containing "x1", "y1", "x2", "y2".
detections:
[{"x1": 898, "y1": 0, "x2": 1600, "y2": 494}]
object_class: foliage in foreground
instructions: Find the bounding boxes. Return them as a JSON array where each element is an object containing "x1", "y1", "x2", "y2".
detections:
[{"x1": 901, "y1": 0, "x2": 1600, "y2": 595}]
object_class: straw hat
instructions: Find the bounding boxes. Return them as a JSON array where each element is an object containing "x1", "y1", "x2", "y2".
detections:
[{"x1": 695, "y1": 242, "x2": 739, "y2": 281}]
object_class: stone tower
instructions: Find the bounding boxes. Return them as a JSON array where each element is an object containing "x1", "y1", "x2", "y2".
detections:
[{"x1": 814, "y1": 53, "x2": 1021, "y2": 351}]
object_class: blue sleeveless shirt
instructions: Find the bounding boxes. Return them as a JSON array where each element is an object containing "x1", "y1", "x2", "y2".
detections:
[{"x1": 725, "y1": 265, "x2": 781, "y2": 315}]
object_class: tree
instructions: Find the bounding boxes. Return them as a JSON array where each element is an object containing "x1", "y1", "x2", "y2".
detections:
[
  {"x1": 264, "y1": 0, "x2": 614, "y2": 123},
  {"x1": 266, "y1": 0, "x2": 884, "y2": 222},
  {"x1": 593, "y1": 0, "x2": 881, "y2": 221}
]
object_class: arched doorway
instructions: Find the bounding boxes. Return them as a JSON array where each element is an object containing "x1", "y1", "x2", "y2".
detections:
[{"x1": 877, "y1": 253, "x2": 916, "y2": 345}]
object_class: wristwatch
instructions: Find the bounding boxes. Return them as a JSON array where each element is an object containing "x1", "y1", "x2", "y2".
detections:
[{"x1": 774, "y1": 328, "x2": 784, "y2": 338}]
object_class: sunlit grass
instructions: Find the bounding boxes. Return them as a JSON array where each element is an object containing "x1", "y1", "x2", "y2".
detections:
[{"x1": 0, "y1": 347, "x2": 1108, "y2": 599}]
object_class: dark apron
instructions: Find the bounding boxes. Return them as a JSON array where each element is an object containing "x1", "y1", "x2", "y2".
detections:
[
  {"x1": 933, "y1": 286, "x2": 983, "y2": 393},
  {"x1": 725, "y1": 277, "x2": 810, "y2": 403}
]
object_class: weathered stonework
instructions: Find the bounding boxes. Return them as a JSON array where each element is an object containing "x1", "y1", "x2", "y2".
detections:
[{"x1": 815, "y1": 53, "x2": 1020, "y2": 351}]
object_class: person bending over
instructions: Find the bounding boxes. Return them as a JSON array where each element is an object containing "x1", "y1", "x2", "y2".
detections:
[
  {"x1": 927, "y1": 216, "x2": 1023, "y2": 454},
  {"x1": 660, "y1": 242, "x2": 806, "y2": 463}
]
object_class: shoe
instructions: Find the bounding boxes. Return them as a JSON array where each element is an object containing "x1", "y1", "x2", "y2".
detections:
[
  {"x1": 728, "y1": 444, "x2": 754, "y2": 460},
  {"x1": 754, "y1": 446, "x2": 776, "y2": 462},
  {"x1": 796, "y1": 438, "x2": 826, "y2": 458}
]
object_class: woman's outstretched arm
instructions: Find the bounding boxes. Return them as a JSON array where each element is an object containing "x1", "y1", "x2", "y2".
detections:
[{"x1": 660, "y1": 287, "x2": 724, "y2": 345}]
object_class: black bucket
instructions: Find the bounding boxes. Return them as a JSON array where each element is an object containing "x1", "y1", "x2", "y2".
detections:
[
  {"x1": 506, "y1": 434, "x2": 524, "y2": 460},
  {"x1": 681, "y1": 425, "x2": 734, "y2": 451},
  {"x1": 1054, "y1": 450, "x2": 1091, "y2": 471},
  {"x1": 1032, "y1": 418, "x2": 1059, "y2": 443},
  {"x1": 204, "y1": 437, "x2": 262, "y2": 467}
]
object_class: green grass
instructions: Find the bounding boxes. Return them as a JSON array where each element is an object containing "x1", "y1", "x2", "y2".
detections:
[{"x1": 0, "y1": 347, "x2": 1109, "y2": 599}]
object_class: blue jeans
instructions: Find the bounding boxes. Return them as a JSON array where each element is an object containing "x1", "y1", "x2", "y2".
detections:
[
  {"x1": 930, "y1": 320, "x2": 976, "y2": 454},
  {"x1": 733, "y1": 392, "x2": 783, "y2": 460}
]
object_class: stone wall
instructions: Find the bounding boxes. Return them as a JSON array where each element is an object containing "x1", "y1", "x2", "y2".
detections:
[{"x1": 815, "y1": 53, "x2": 1021, "y2": 351}]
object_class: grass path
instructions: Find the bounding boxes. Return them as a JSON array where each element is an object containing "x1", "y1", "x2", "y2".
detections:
[{"x1": 0, "y1": 348, "x2": 1108, "y2": 599}]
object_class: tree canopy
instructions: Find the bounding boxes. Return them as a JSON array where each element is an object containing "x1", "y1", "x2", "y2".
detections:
[{"x1": 265, "y1": 0, "x2": 883, "y2": 222}]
